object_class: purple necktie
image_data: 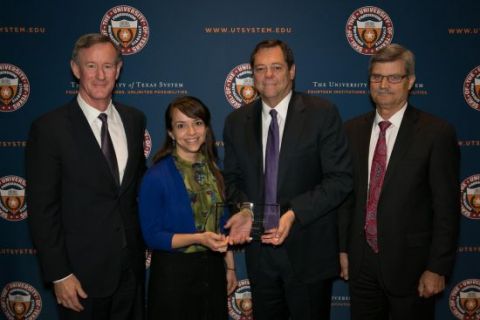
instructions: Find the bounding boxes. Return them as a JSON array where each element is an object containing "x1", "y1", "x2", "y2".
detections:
[
  {"x1": 264, "y1": 109, "x2": 279, "y2": 229},
  {"x1": 98, "y1": 113, "x2": 120, "y2": 186},
  {"x1": 365, "y1": 120, "x2": 391, "y2": 253}
]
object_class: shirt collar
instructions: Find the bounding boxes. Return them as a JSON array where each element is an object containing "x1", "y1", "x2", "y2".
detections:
[
  {"x1": 261, "y1": 91, "x2": 292, "y2": 121},
  {"x1": 77, "y1": 94, "x2": 114, "y2": 125},
  {"x1": 374, "y1": 102, "x2": 407, "y2": 129}
]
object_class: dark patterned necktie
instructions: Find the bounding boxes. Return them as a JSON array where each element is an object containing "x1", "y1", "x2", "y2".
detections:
[
  {"x1": 98, "y1": 113, "x2": 120, "y2": 186},
  {"x1": 264, "y1": 109, "x2": 279, "y2": 230},
  {"x1": 365, "y1": 120, "x2": 391, "y2": 253}
]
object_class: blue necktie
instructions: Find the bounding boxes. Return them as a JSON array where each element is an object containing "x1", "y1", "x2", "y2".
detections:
[
  {"x1": 98, "y1": 113, "x2": 120, "y2": 186},
  {"x1": 264, "y1": 109, "x2": 279, "y2": 229}
]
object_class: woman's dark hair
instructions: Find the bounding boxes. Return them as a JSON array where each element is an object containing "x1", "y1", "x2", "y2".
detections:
[{"x1": 152, "y1": 95, "x2": 224, "y2": 197}]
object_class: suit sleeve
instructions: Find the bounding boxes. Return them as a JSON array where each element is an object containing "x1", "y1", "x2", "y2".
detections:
[
  {"x1": 289, "y1": 104, "x2": 353, "y2": 227},
  {"x1": 26, "y1": 120, "x2": 72, "y2": 282},
  {"x1": 139, "y1": 112, "x2": 148, "y2": 176},
  {"x1": 136, "y1": 112, "x2": 148, "y2": 191},
  {"x1": 337, "y1": 192, "x2": 354, "y2": 252},
  {"x1": 138, "y1": 168, "x2": 175, "y2": 251},
  {"x1": 337, "y1": 122, "x2": 355, "y2": 252},
  {"x1": 427, "y1": 122, "x2": 460, "y2": 276}
]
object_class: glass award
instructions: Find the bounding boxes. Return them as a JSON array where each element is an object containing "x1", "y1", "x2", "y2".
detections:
[
  {"x1": 202, "y1": 202, "x2": 229, "y2": 234},
  {"x1": 249, "y1": 203, "x2": 280, "y2": 241}
]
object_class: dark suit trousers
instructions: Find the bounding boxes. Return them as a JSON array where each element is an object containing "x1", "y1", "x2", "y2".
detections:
[
  {"x1": 248, "y1": 242, "x2": 332, "y2": 320},
  {"x1": 349, "y1": 243, "x2": 434, "y2": 320},
  {"x1": 58, "y1": 248, "x2": 145, "y2": 320}
]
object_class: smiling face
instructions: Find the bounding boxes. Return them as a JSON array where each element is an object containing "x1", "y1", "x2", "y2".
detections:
[
  {"x1": 252, "y1": 46, "x2": 295, "y2": 108},
  {"x1": 370, "y1": 60, "x2": 416, "y2": 118},
  {"x1": 168, "y1": 107, "x2": 207, "y2": 162},
  {"x1": 70, "y1": 42, "x2": 122, "y2": 111}
]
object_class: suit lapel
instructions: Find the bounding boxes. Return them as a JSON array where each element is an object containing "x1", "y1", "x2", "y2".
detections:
[
  {"x1": 246, "y1": 101, "x2": 264, "y2": 197},
  {"x1": 277, "y1": 94, "x2": 307, "y2": 191},
  {"x1": 383, "y1": 105, "x2": 418, "y2": 189},
  {"x1": 357, "y1": 112, "x2": 375, "y2": 201},
  {"x1": 68, "y1": 101, "x2": 118, "y2": 190},
  {"x1": 116, "y1": 103, "x2": 139, "y2": 193}
]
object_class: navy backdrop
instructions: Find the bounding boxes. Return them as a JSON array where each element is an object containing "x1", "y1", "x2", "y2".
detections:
[{"x1": 1, "y1": 1, "x2": 479, "y2": 319}]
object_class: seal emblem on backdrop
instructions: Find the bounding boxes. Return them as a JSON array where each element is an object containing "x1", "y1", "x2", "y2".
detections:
[
  {"x1": 463, "y1": 66, "x2": 480, "y2": 111},
  {"x1": 346, "y1": 6, "x2": 394, "y2": 55},
  {"x1": 224, "y1": 63, "x2": 258, "y2": 109},
  {"x1": 228, "y1": 279, "x2": 253, "y2": 320},
  {"x1": 100, "y1": 5, "x2": 150, "y2": 55},
  {"x1": 449, "y1": 279, "x2": 480, "y2": 319},
  {"x1": 461, "y1": 174, "x2": 480, "y2": 220},
  {"x1": 0, "y1": 175, "x2": 27, "y2": 222},
  {"x1": 0, "y1": 64, "x2": 30, "y2": 112},
  {"x1": 1, "y1": 282, "x2": 42, "y2": 320}
]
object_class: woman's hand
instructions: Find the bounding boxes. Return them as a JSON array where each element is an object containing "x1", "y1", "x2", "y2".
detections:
[
  {"x1": 226, "y1": 268, "x2": 238, "y2": 295},
  {"x1": 199, "y1": 232, "x2": 228, "y2": 252}
]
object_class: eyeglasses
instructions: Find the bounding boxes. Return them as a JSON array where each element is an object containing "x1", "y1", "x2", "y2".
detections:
[{"x1": 369, "y1": 74, "x2": 408, "y2": 84}]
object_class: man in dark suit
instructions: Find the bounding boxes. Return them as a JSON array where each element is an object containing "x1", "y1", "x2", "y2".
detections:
[
  {"x1": 339, "y1": 44, "x2": 460, "y2": 320},
  {"x1": 26, "y1": 33, "x2": 146, "y2": 319},
  {"x1": 223, "y1": 39, "x2": 352, "y2": 319}
]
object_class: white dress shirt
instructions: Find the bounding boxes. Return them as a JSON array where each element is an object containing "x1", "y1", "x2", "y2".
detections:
[
  {"x1": 77, "y1": 95, "x2": 129, "y2": 184},
  {"x1": 367, "y1": 103, "x2": 407, "y2": 184},
  {"x1": 261, "y1": 91, "x2": 292, "y2": 170}
]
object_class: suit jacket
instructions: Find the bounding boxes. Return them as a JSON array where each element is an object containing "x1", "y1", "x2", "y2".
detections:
[
  {"x1": 339, "y1": 105, "x2": 460, "y2": 295},
  {"x1": 26, "y1": 99, "x2": 146, "y2": 297},
  {"x1": 223, "y1": 92, "x2": 352, "y2": 282}
]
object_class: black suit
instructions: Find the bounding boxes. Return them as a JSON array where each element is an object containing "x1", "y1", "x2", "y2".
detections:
[
  {"x1": 223, "y1": 92, "x2": 352, "y2": 319},
  {"x1": 26, "y1": 100, "x2": 146, "y2": 317},
  {"x1": 339, "y1": 105, "x2": 460, "y2": 319}
]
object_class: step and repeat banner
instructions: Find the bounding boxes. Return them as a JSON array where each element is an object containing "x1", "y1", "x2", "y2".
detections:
[{"x1": 1, "y1": 1, "x2": 479, "y2": 319}]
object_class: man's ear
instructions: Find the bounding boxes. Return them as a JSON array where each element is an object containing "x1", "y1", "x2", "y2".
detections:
[
  {"x1": 71, "y1": 60, "x2": 80, "y2": 80},
  {"x1": 289, "y1": 64, "x2": 296, "y2": 80},
  {"x1": 408, "y1": 74, "x2": 416, "y2": 91},
  {"x1": 115, "y1": 61, "x2": 123, "y2": 80}
]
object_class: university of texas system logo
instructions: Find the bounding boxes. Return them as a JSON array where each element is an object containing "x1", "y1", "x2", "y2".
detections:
[
  {"x1": 449, "y1": 279, "x2": 480, "y2": 319},
  {"x1": 463, "y1": 66, "x2": 480, "y2": 111},
  {"x1": 228, "y1": 279, "x2": 253, "y2": 320},
  {"x1": 224, "y1": 63, "x2": 258, "y2": 109},
  {"x1": 1, "y1": 282, "x2": 42, "y2": 320},
  {"x1": 461, "y1": 174, "x2": 480, "y2": 220},
  {"x1": 0, "y1": 63, "x2": 30, "y2": 112},
  {"x1": 143, "y1": 129, "x2": 152, "y2": 159},
  {"x1": 0, "y1": 175, "x2": 27, "y2": 222},
  {"x1": 346, "y1": 6, "x2": 394, "y2": 55},
  {"x1": 100, "y1": 5, "x2": 149, "y2": 55}
]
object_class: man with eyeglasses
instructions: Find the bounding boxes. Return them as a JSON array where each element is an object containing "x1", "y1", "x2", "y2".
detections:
[
  {"x1": 338, "y1": 43, "x2": 460, "y2": 319},
  {"x1": 223, "y1": 39, "x2": 352, "y2": 319}
]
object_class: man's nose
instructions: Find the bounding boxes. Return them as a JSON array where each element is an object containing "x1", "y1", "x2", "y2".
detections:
[
  {"x1": 96, "y1": 67, "x2": 106, "y2": 79},
  {"x1": 379, "y1": 77, "x2": 389, "y2": 88}
]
